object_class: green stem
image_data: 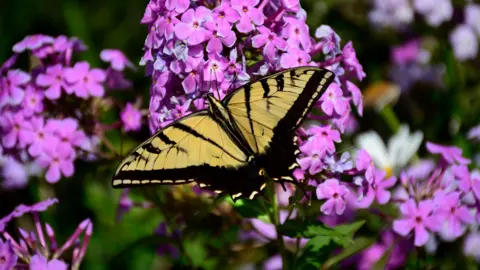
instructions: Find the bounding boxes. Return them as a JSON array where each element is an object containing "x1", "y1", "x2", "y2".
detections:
[
  {"x1": 266, "y1": 181, "x2": 288, "y2": 270},
  {"x1": 380, "y1": 105, "x2": 400, "y2": 133}
]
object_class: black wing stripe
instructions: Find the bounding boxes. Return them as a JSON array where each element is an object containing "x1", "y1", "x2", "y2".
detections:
[
  {"x1": 275, "y1": 73, "x2": 284, "y2": 92},
  {"x1": 172, "y1": 122, "x2": 244, "y2": 162},
  {"x1": 260, "y1": 79, "x2": 270, "y2": 97},
  {"x1": 244, "y1": 83, "x2": 258, "y2": 152},
  {"x1": 158, "y1": 132, "x2": 176, "y2": 145},
  {"x1": 275, "y1": 69, "x2": 333, "y2": 133}
]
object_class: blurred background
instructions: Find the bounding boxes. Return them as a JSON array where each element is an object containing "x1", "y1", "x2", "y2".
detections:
[{"x1": 1, "y1": 0, "x2": 480, "y2": 269}]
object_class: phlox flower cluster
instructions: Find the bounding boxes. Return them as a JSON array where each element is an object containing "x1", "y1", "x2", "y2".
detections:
[
  {"x1": 370, "y1": 0, "x2": 480, "y2": 61},
  {"x1": 388, "y1": 39, "x2": 445, "y2": 93},
  {"x1": 0, "y1": 34, "x2": 140, "y2": 187},
  {"x1": 369, "y1": 0, "x2": 453, "y2": 29},
  {"x1": 140, "y1": 0, "x2": 364, "y2": 134},
  {"x1": 0, "y1": 198, "x2": 92, "y2": 270}
]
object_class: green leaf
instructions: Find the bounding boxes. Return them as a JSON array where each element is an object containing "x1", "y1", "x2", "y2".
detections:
[
  {"x1": 279, "y1": 219, "x2": 365, "y2": 240},
  {"x1": 184, "y1": 238, "x2": 207, "y2": 267},
  {"x1": 278, "y1": 219, "x2": 331, "y2": 238},
  {"x1": 331, "y1": 220, "x2": 366, "y2": 236},
  {"x1": 229, "y1": 198, "x2": 269, "y2": 221},
  {"x1": 323, "y1": 237, "x2": 375, "y2": 268},
  {"x1": 305, "y1": 236, "x2": 331, "y2": 252},
  {"x1": 295, "y1": 239, "x2": 337, "y2": 270}
]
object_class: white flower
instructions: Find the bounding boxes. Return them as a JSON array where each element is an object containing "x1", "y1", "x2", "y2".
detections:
[{"x1": 355, "y1": 124, "x2": 423, "y2": 176}]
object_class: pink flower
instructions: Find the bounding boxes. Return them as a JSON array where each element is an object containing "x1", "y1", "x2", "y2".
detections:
[
  {"x1": 36, "y1": 64, "x2": 68, "y2": 100},
  {"x1": 426, "y1": 142, "x2": 471, "y2": 165},
  {"x1": 30, "y1": 253, "x2": 68, "y2": 270},
  {"x1": 182, "y1": 58, "x2": 204, "y2": 94},
  {"x1": 0, "y1": 110, "x2": 32, "y2": 149},
  {"x1": 203, "y1": 54, "x2": 227, "y2": 82},
  {"x1": 100, "y1": 49, "x2": 135, "y2": 71},
  {"x1": 354, "y1": 149, "x2": 375, "y2": 184},
  {"x1": 12, "y1": 34, "x2": 54, "y2": 53},
  {"x1": 64, "y1": 62, "x2": 106, "y2": 98},
  {"x1": 35, "y1": 137, "x2": 75, "y2": 183},
  {"x1": 231, "y1": 0, "x2": 265, "y2": 33},
  {"x1": 357, "y1": 169, "x2": 397, "y2": 208},
  {"x1": 0, "y1": 239, "x2": 18, "y2": 269},
  {"x1": 393, "y1": 199, "x2": 441, "y2": 246},
  {"x1": 2, "y1": 69, "x2": 30, "y2": 105},
  {"x1": 454, "y1": 166, "x2": 480, "y2": 200},
  {"x1": 212, "y1": 2, "x2": 241, "y2": 30},
  {"x1": 346, "y1": 81, "x2": 363, "y2": 116},
  {"x1": 252, "y1": 27, "x2": 287, "y2": 62},
  {"x1": 121, "y1": 103, "x2": 142, "y2": 132},
  {"x1": 156, "y1": 11, "x2": 180, "y2": 41},
  {"x1": 204, "y1": 21, "x2": 236, "y2": 55},
  {"x1": 343, "y1": 41, "x2": 366, "y2": 81},
  {"x1": 27, "y1": 117, "x2": 56, "y2": 157},
  {"x1": 316, "y1": 178, "x2": 350, "y2": 215},
  {"x1": 47, "y1": 118, "x2": 87, "y2": 153},
  {"x1": 280, "y1": 48, "x2": 311, "y2": 68},
  {"x1": 282, "y1": 0, "x2": 300, "y2": 12},
  {"x1": 315, "y1": 25, "x2": 341, "y2": 56},
  {"x1": 300, "y1": 125, "x2": 341, "y2": 156},
  {"x1": 391, "y1": 39, "x2": 421, "y2": 65},
  {"x1": 165, "y1": 0, "x2": 190, "y2": 14},
  {"x1": 174, "y1": 7, "x2": 212, "y2": 46},
  {"x1": 21, "y1": 85, "x2": 44, "y2": 117},
  {"x1": 319, "y1": 83, "x2": 349, "y2": 116},
  {"x1": 434, "y1": 191, "x2": 474, "y2": 241},
  {"x1": 282, "y1": 17, "x2": 311, "y2": 51},
  {"x1": 297, "y1": 149, "x2": 324, "y2": 175}
]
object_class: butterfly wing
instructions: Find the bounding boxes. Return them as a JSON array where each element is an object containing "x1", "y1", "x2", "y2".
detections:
[
  {"x1": 223, "y1": 67, "x2": 335, "y2": 181},
  {"x1": 112, "y1": 111, "x2": 249, "y2": 188}
]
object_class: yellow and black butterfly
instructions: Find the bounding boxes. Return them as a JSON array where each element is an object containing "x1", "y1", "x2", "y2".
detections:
[{"x1": 112, "y1": 67, "x2": 334, "y2": 200}]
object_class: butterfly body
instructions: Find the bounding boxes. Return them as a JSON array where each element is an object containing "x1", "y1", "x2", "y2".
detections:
[{"x1": 112, "y1": 67, "x2": 334, "y2": 200}]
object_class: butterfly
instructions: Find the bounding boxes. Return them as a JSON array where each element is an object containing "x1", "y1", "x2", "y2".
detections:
[{"x1": 112, "y1": 67, "x2": 335, "y2": 200}]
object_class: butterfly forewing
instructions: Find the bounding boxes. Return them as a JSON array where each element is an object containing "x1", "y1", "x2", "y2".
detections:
[{"x1": 112, "y1": 111, "x2": 248, "y2": 187}]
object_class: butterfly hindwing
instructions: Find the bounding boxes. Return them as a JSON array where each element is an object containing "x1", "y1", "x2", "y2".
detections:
[{"x1": 112, "y1": 111, "x2": 248, "y2": 187}]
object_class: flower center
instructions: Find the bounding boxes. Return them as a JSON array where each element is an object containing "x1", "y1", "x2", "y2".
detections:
[
  {"x1": 83, "y1": 76, "x2": 89, "y2": 83},
  {"x1": 297, "y1": 57, "x2": 303, "y2": 63},
  {"x1": 312, "y1": 153, "x2": 319, "y2": 159},
  {"x1": 268, "y1": 34, "x2": 274, "y2": 41},
  {"x1": 242, "y1": 6, "x2": 248, "y2": 13},
  {"x1": 415, "y1": 216, "x2": 422, "y2": 224},
  {"x1": 213, "y1": 30, "x2": 218, "y2": 38},
  {"x1": 193, "y1": 21, "x2": 199, "y2": 28},
  {"x1": 219, "y1": 11, "x2": 225, "y2": 18},
  {"x1": 212, "y1": 63, "x2": 218, "y2": 70},
  {"x1": 450, "y1": 207, "x2": 456, "y2": 214},
  {"x1": 38, "y1": 131, "x2": 44, "y2": 139},
  {"x1": 295, "y1": 28, "x2": 300, "y2": 35},
  {"x1": 0, "y1": 256, "x2": 6, "y2": 264},
  {"x1": 333, "y1": 193, "x2": 339, "y2": 198},
  {"x1": 384, "y1": 166, "x2": 393, "y2": 178},
  {"x1": 56, "y1": 75, "x2": 62, "y2": 81}
]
